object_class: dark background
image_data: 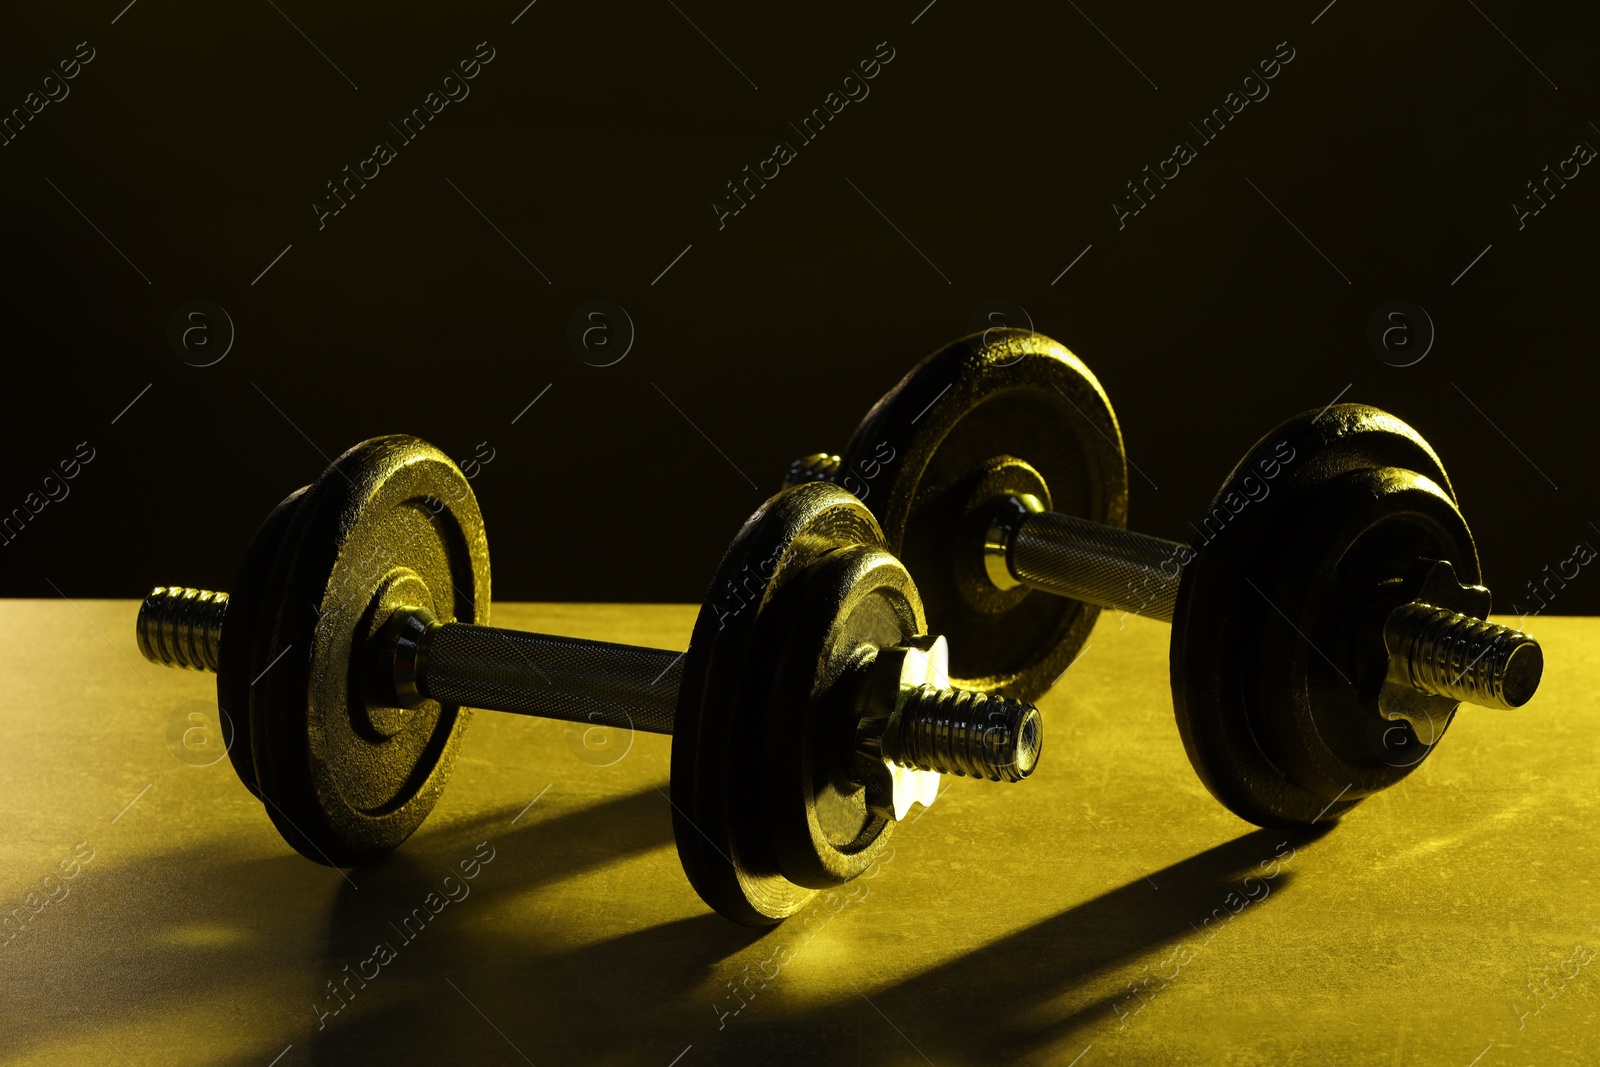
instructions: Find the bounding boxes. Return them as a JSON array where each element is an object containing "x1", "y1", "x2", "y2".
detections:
[{"x1": 2, "y1": 0, "x2": 1595, "y2": 612}]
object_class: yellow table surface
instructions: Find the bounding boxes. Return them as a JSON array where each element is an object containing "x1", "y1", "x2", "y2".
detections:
[{"x1": 1, "y1": 601, "x2": 1594, "y2": 1066}]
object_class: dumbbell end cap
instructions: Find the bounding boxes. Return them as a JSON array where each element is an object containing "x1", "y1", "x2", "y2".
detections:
[
  {"x1": 1500, "y1": 640, "x2": 1543, "y2": 708},
  {"x1": 1012, "y1": 705, "x2": 1043, "y2": 779}
]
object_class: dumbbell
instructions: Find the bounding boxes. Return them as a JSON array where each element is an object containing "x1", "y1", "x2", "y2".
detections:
[
  {"x1": 135, "y1": 435, "x2": 1042, "y2": 926},
  {"x1": 787, "y1": 329, "x2": 1542, "y2": 827}
]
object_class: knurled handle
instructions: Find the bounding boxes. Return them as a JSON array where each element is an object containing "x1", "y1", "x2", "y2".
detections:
[
  {"x1": 1009, "y1": 510, "x2": 1185, "y2": 623},
  {"x1": 417, "y1": 623, "x2": 681, "y2": 735}
]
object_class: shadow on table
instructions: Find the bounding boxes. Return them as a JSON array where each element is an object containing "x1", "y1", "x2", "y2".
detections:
[
  {"x1": 301, "y1": 817, "x2": 1328, "y2": 1066},
  {"x1": 6, "y1": 769, "x2": 1327, "y2": 1067},
  {"x1": 690, "y1": 824, "x2": 1330, "y2": 1065},
  {"x1": 863, "y1": 824, "x2": 1326, "y2": 1061},
  {"x1": 0, "y1": 783, "x2": 684, "y2": 1066},
  {"x1": 302, "y1": 783, "x2": 768, "y2": 1065}
]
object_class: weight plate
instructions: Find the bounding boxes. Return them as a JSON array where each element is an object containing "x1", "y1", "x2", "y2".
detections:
[
  {"x1": 672, "y1": 482, "x2": 906, "y2": 926},
  {"x1": 215, "y1": 486, "x2": 307, "y2": 798},
  {"x1": 833, "y1": 329, "x2": 1128, "y2": 701},
  {"x1": 759, "y1": 542, "x2": 920, "y2": 891},
  {"x1": 1171, "y1": 404, "x2": 1477, "y2": 827},
  {"x1": 249, "y1": 436, "x2": 490, "y2": 866}
]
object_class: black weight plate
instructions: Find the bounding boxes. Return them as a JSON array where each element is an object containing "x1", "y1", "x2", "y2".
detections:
[
  {"x1": 250, "y1": 436, "x2": 490, "y2": 867},
  {"x1": 833, "y1": 329, "x2": 1127, "y2": 701},
  {"x1": 215, "y1": 486, "x2": 307, "y2": 798},
  {"x1": 1171, "y1": 404, "x2": 1475, "y2": 827},
  {"x1": 1250, "y1": 468, "x2": 1477, "y2": 800},
  {"x1": 757, "y1": 542, "x2": 921, "y2": 891},
  {"x1": 672, "y1": 482, "x2": 903, "y2": 926}
]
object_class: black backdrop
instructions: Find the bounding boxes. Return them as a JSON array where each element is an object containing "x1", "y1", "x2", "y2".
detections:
[{"x1": 2, "y1": 0, "x2": 1596, "y2": 613}]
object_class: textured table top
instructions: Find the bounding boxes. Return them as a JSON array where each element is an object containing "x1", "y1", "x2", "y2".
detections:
[{"x1": 1, "y1": 601, "x2": 1594, "y2": 1066}]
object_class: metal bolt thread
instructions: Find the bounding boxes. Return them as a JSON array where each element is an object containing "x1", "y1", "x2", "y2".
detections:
[
  {"x1": 1387, "y1": 603, "x2": 1543, "y2": 710},
  {"x1": 136, "y1": 587, "x2": 228, "y2": 672},
  {"x1": 883, "y1": 686, "x2": 1043, "y2": 782},
  {"x1": 783, "y1": 453, "x2": 841, "y2": 488}
]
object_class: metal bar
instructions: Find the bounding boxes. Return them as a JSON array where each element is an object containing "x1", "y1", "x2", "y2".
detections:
[
  {"x1": 1009, "y1": 511, "x2": 1186, "y2": 624},
  {"x1": 417, "y1": 623, "x2": 681, "y2": 735}
]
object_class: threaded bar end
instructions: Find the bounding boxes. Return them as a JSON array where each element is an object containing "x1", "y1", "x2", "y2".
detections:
[
  {"x1": 783, "y1": 453, "x2": 842, "y2": 488},
  {"x1": 1388, "y1": 604, "x2": 1543, "y2": 710},
  {"x1": 136, "y1": 587, "x2": 228, "y2": 672},
  {"x1": 885, "y1": 686, "x2": 1042, "y2": 782}
]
